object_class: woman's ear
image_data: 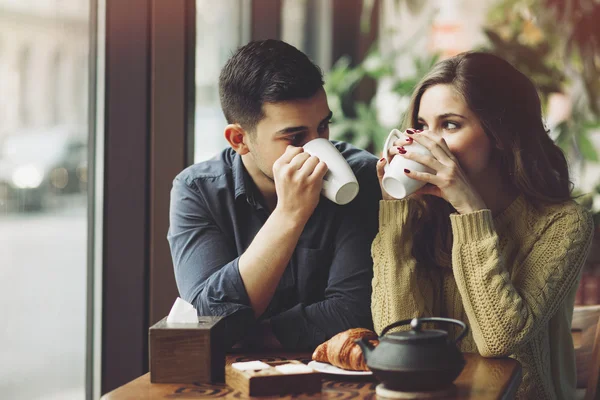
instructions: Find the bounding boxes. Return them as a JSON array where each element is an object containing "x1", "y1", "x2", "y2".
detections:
[{"x1": 224, "y1": 124, "x2": 249, "y2": 155}]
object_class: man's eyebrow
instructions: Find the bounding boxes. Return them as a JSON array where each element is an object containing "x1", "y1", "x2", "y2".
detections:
[
  {"x1": 275, "y1": 111, "x2": 333, "y2": 135},
  {"x1": 275, "y1": 125, "x2": 308, "y2": 135}
]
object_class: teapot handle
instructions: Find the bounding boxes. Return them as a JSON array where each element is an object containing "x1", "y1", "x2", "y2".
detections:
[
  {"x1": 380, "y1": 317, "x2": 469, "y2": 343},
  {"x1": 380, "y1": 318, "x2": 413, "y2": 336}
]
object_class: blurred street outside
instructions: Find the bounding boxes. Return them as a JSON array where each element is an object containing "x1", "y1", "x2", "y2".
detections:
[{"x1": 0, "y1": 194, "x2": 86, "y2": 400}]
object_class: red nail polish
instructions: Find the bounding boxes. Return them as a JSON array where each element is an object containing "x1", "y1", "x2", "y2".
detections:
[
  {"x1": 404, "y1": 169, "x2": 410, "y2": 173},
  {"x1": 406, "y1": 137, "x2": 413, "y2": 142},
  {"x1": 406, "y1": 130, "x2": 414, "y2": 135},
  {"x1": 415, "y1": 129, "x2": 423, "y2": 133},
  {"x1": 397, "y1": 147, "x2": 406, "y2": 154},
  {"x1": 379, "y1": 157, "x2": 385, "y2": 162}
]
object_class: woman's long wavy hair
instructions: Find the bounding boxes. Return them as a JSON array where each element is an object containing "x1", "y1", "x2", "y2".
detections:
[{"x1": 404, "y1": 52, "x2": 572, "y2": 267}]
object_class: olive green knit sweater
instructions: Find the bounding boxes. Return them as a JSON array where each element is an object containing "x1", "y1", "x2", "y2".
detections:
[{"x1": 371, "y1": 196, "x2": 593, "y2": 399}]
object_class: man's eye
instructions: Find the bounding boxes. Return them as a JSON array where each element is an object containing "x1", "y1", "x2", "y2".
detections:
[{"x1": 288, "y1": 134, "x2": 303, "y2": 145}]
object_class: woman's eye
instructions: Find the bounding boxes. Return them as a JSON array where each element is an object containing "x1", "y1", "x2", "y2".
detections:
[{"x1": 443, "y1": 121, "x2": 460, "y2": 130}]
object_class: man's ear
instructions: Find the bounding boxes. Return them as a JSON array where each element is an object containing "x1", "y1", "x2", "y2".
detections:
[{"x1": 224, "y1": 124, "x2": 250, "y2": 155}]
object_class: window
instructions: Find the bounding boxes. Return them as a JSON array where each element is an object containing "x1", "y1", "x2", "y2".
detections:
[
  {"x1": 193, "y1": 0, "x2": 332, "y2": 162},
  {"x1": 0, "y1": 0, "x2": 92, "y2": 398},
  {"x1": 194, "y1": 0, "x2": 250, "y2": 162}
]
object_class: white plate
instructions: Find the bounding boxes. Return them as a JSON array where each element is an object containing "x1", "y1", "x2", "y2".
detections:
[{"x1": 307, "y1": 361, "x2": 373, "y2": 376}]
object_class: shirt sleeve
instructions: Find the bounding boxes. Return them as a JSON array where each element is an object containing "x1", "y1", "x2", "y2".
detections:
[
  {"x1": 167, "y1": 176, "x2": 255, "y2": 347},
  {"x1": 269, "y1": 163, "x2": 382, "y2": 350},
  {"x1": 450, "y1": 205, "x2": 594, "y2": 357}
]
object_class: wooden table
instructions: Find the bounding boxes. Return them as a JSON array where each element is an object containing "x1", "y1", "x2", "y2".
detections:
[{"x1": 102, "y1": 352, "x2": 522, "y2": 399}]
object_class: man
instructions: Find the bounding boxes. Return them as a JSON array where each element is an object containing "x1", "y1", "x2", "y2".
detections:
[{"x1": 168, "y1": 39, "x2": 381, "y2": 350}]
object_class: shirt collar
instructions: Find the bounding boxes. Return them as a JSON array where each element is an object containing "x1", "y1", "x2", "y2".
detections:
[
  {"x1": 232, "y1": 151, "x2": 247, "y2": 200},
  {"x1": 231, "y1": 151, "x2": 264, "y2": 210}
]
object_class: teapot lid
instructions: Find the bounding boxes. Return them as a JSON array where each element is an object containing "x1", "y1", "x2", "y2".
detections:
[{"x1": 383, "y1": 318, "x2": 448, "y2": 343}]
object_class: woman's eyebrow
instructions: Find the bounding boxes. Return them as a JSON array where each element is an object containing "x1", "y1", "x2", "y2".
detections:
[
  {"x1": 437, "y1": 113, "x2": 467, "y2": 119},
  {"x1": 417, "y1": 113, "x2": 466, "y2": 122}
]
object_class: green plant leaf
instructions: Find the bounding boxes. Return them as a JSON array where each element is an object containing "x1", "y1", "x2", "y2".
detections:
[
  {"x1": 364, "y1": 65, "x2": 395, "y2": 79},
  {"x1": 576, "y1": 193, "x2": 594, "y2": 209},
  {"x1": 552, "y1": 121, "x2": 576, "y2": 157},
  {"x1": 583, "y1": 120, "x2": 600, "y2": 131},
  {"x1": 355, "y1": 102, "x2": 373, "y2": 120},
  {"x1": 324, "y1": 56, "x2": 366, "y2": 97},
  {"x1": 576, "y1": 133, "x2": 599, "y2": 162},
  {"x1": 392, "y1": 79, "x2": 419, "y2": 96}
]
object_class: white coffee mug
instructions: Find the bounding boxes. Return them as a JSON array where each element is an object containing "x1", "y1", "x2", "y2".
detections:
[
  {"x1": 382, "y1": 129, "x2": 435, "y2": 199},
  {"x1": 303, "y1": 138, "x2": 359, "y2": 205}
]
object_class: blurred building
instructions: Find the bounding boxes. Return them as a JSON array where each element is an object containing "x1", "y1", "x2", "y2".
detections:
[{"x1": 0, "y1": 0, "x2": 89, "y2": 140}]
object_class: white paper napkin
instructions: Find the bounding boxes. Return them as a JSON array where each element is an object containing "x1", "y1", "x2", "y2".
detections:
[
  {"x1": 275, "y1": 364, "x2": 314, "y2": 374},
  {"x1": 166, "y1": 297, "x2": 198, "y2": 323},
  {"x1": 232, "y1": 361, "x2": 271, "y2": 371}
]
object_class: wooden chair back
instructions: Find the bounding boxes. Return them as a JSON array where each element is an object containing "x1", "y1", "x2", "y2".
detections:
[{"x1": 572, "y1": 305, "x2": 600, "y2": 400}]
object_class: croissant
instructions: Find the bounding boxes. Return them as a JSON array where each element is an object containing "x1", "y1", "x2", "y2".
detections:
[
  {"x1": 312, "y1": 340, "x2": 328, "y2": 363},
  {"x1": 312, "y1": 328, "x2": 379, "y2": 371}
]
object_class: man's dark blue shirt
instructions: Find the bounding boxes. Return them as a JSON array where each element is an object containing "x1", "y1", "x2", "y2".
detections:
[{"x1": 167, "y1": 141, "x2": 381, "y2": 350}]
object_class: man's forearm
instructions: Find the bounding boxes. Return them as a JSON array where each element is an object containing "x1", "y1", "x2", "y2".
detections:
[
  {"x1": 238, "y1": 208, "x2": 305, "y2": 317},
  {"x1": 270, "y1": 287, "x2": 373, "y2": 349}
]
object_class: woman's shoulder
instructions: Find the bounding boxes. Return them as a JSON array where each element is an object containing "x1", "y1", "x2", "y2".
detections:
[
  {"x1": 538, "y1": 198, "x2": 591, "y2": 219},
  {"x1": 526, "y1": 197, "x2": 594, "y2": 237}
]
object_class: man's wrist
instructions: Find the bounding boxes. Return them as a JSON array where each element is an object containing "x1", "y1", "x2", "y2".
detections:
[{"x1": 272, "y1": 206, "x2": 311, "y2": 228}]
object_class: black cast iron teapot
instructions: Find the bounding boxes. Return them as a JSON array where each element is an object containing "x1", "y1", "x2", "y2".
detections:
[{"x1": 355, "y1": 317, "x2": 468, "y2": 392}]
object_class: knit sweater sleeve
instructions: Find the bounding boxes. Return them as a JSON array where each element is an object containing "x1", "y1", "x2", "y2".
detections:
[
  {"x1": 371, "y1": 199, "x2": 440, "y2": 335},
  {"x1": 450, "y1": 204, "x2": 594, "y2": 357}
]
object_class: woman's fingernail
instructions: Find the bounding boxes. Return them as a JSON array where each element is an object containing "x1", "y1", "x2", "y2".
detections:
[
  {"x1": 406, "y1": 137, "x2": 413, "y2": 142},
  {"x1": 415, "y1": 129, "x2": 423, "y2": 133},
  {"x1": 404, "y1": 169, "x2": 410, "y2": 173},
  {"x1": 397, "y1": 147, "x2": 406, "y2": 154},
  {"x1": 406, "y1": 130, "x2": 414, "y2": 134},
  {"x1": 379, "y1": 157, "x2": 385, "y2": 162}
]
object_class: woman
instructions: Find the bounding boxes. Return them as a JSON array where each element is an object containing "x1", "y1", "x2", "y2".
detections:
[{"x1": 372, "y1": 52, "x2": 593, "y2": 399}]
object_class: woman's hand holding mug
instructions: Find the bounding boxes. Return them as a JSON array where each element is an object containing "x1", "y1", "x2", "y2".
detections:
[
  {"x1": 377, "y1": 129, "x2": 487, "y2": 214},
  {"x1": 377, "y1": 128, "x2": 435, "y2": 200}
]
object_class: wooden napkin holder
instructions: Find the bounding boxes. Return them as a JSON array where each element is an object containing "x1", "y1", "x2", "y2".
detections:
[
  {"x1": 225, "y1": 360, "x2": 322, "y2": 396},
  {"x1": 149, "y1": 316, "x2": 225, "y2": 383}
]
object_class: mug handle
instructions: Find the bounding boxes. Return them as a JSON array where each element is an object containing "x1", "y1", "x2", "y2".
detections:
[{"x1": 382, "y1": 129, "x2": 404, "y2": 165}]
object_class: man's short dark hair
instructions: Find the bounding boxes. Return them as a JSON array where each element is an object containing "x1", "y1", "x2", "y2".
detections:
[{"x1": 218, "y1": 39, "x2": 324, "y2": 133}]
